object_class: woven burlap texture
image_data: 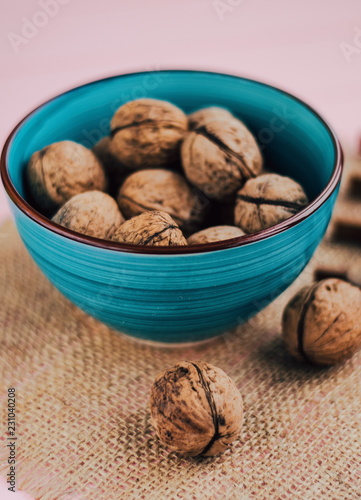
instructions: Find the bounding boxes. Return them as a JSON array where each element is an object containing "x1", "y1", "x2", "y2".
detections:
[{"x1": 0, "y1": 213, "x2": 360, "y2": 499}]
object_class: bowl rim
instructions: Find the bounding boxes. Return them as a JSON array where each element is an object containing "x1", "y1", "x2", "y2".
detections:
[{"x1": 0, "y1": 69, "x2": 343, "y2": 255}]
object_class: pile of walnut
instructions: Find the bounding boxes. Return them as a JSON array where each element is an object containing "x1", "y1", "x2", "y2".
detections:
[
  {"x1": 26, "y1": 98, "x2": 309, "y2": 247},
  {"x1": 26, "y1": 99, "x2": 361, "y2": 458}
]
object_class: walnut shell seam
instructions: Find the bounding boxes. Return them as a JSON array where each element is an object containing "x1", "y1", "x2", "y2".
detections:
[
  {"x1": 190, "y1": 362, "x2": 222, "y2": 455},
  {"x1": 296, "y1": 282, "x2": 320, "y2": 363},
  {"x1": 236, "y1": 194, "x2": 307, "y2": 212},
  {"x1": 118, "y1": 193, "x2": 189, "y2": 227},
  {"x1": 193, "y1": 125, "x2": 256, "y2": 180},
  {"x1": 111, "y1": 119, "x2": 186, "y2": 136}
]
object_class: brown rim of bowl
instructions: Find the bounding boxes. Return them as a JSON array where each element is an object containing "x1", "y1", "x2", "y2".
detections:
[{"x1": 0, "y1": 70, "x2": 343, "y2": 255}]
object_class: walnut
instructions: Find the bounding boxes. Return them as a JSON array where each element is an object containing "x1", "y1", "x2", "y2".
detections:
[
  {"x1": 188, "y1": 107, "x2": 233, "y2": 129},
  {"x1": 27, "y1": 140, "x2": 107, "y2": 212},
  {"x1": 117, "y1": 169, "x2": 207, "y2": 233},
  {"x1": 112, "y1": 210, "x2": 187, "y2": 246},
  {"x1": 109, "y1": 98, "x2": 188, "y2": 169},
  {"x1": 52, "y1": 191, "x2": 124, "y2": 239},
  {"x1": 188, "y1": 225, "x2": 245, "y2": 245},
  {"x1": 234, "y1": 173, "x2": 308, "y2": 233},
  {"x1": 92, "y1": 137, "x2": 129, "y2": 196},
  {"x1": 282, "y1": 279, "x2": 361, "y2": 365},
  {"x1": 181, "y1": 115, "x2": 262, "y2": 200},
  {"x1": 150, "y1": 361, "x2": 243, "y2": 457}
]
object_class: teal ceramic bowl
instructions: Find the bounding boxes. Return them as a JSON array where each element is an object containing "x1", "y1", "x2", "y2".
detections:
[{"x1": 1, "y1": 71, "x2": 342, "y2": 343}]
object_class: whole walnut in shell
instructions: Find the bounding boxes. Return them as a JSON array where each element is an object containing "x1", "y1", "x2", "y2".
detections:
[
  {"x1": 181, "y1": 114, "x2": 262, "y2": 200},
  {"x1": 92, "y1": 137, "x2": 129, "y2": 196},
  {"x1": 150, "y1": 361, "x2": 243, "y2": 457},
  {"x1": 188, "y1": 107, "x2": 233, "y2": 129},
  {"x1": 52, "y1": 191, "x2": 124, "y2": 239},
  {"x1": 110, "y1": 98, "x2": 188, "y2": 169},
  {"x1": 27, "y1": 140, "x2": 107, "y2": 212},
  {"x1": 235, "y1": 173, "x2": 308, "y2": 233},
  {"x1": 117, "y1": 169, "x2": 206, "y2": 232},
  {"x1": 188, "y1": 225, "x2": 245, "y2": 245},
  {"x1": 112, "y1": 210, "x2": 187, "y2": 246},
  {"x1": 282, "y1": 279, "x2": 361, "y2": 366}
]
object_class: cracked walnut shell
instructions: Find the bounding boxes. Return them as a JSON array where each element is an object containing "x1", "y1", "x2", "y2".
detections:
[
  {"x1": 282, "y1": 279, "x2": 361, "y2": 365},
  {"x1": 235, "y1": 173, "x2": 308, "y2": 233},
  {"x1": 188, "y1": 225, "x2": 245, "y2": 245},
  {"x1": 117, "y1": 169, "x2": 206, "y2": 232},
  {"x1": 181, "y1": 114, "x2": 262, "y2": 200},
  {"x1": 150, "y1": 361, "x2": 243, "y2": 457},
  {"x1": 112, "y1": 210, "x2": 187, "y2": 246},
  {"x1": 27, "y1": 140, "x2": 107, "y2": 212},
  {"x1": 110, "y1": 98, "x2": 188, "y2": 169},
  {"x1": 52, "y1": 191, "x2": 124, "y2": 239}
]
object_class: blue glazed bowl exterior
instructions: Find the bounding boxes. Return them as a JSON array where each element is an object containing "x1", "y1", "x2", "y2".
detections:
[{"x1": 1, "y1": 71, "x2": 342, "y2": 343}]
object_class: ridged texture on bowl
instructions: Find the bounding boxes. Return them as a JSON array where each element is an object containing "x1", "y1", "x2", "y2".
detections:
[
  {"x1": 3, "y1": 71, "x2": 341, "y2": 342},
  {"x1": 11, "y1": 193, "x2": 336, "y2": 342}
]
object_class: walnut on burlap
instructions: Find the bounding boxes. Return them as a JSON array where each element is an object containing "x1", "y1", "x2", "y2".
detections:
[{"x1": 0, "y1": 155, "x2": 361, "y2": 500}]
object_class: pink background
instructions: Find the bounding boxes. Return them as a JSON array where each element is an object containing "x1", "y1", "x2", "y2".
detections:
[{"x1": 0, "y1": 0, "x2": 360, "y2": 497}]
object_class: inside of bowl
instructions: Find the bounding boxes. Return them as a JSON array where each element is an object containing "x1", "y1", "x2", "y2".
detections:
[{"x1": 7, "y1": 70, "x2": 336, "y2": 204}]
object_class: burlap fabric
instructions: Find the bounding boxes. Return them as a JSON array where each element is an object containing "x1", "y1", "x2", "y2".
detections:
[{"x1": 0, "y1": 157, "x2": 361, "y2": 499}]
